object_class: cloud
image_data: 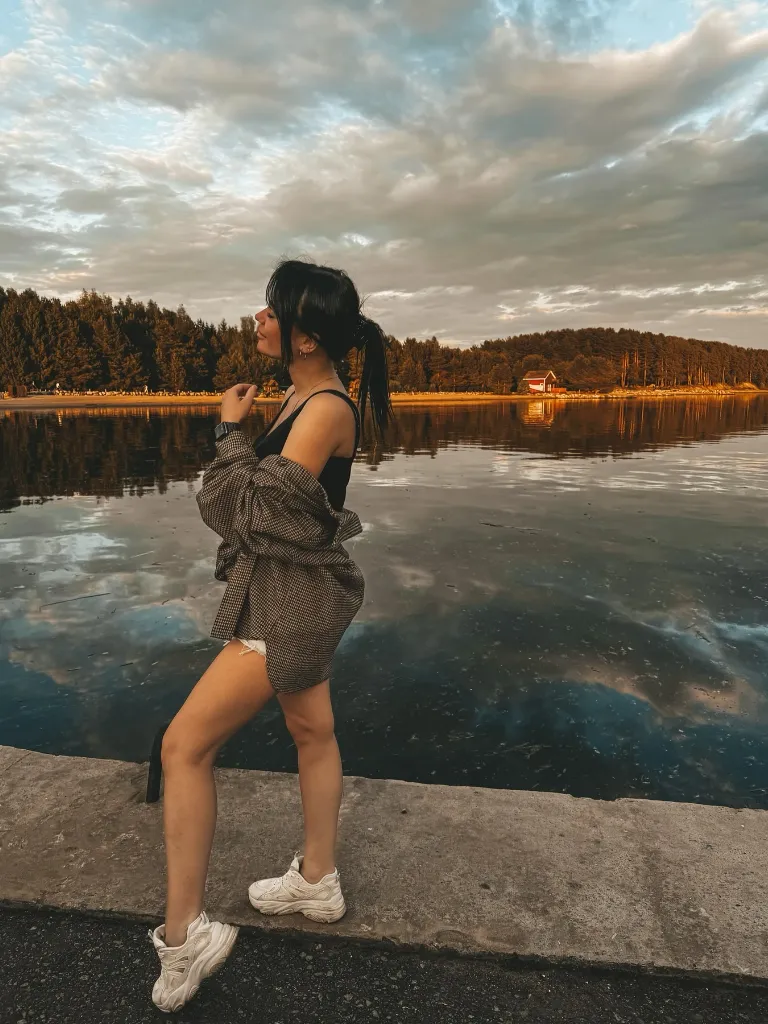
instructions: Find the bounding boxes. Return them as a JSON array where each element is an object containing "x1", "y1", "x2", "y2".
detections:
[
  {"x1": 1, "y1": 1, "x2": 768, "y2": 346},
  {"x1": 468, "y1": 13, "x2": 768, "y2": 152},
  {"x1": 504, "y1": 0, "x2": 623, "y2": 49}
]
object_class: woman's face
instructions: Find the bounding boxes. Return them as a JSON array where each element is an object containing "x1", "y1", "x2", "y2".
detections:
[{"x1": 255, "y1": 307, "x2": 282, "y2": 359}]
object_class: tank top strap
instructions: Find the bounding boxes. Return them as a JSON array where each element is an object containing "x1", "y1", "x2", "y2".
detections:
[
  {"x1": 293, "y1": 389, "x2": 361, "y2": 453},
  {"x1": 277, "y1": 389, "x2": 295, "y2": 414}
]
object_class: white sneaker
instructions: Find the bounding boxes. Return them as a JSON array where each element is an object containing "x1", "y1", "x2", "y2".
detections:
[
  {"x1": 149, "y1": 911, "x2": 238, "y2": 1013},
  {"x1": 248, "y1": 853, "x2": 346, "y2": 923}
]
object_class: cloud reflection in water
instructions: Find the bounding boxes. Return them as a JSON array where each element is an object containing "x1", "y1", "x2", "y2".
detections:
[{"x1": 1, "y1": 398, "x2": 767, "y2": 807}]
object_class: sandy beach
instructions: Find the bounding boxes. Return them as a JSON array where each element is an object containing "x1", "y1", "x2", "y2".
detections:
[
  {"x1": 0, "y1": 385, "x2": 765, "y2": 412},
  {"x1": 1, "y1": 391, "x2": 522, "y2": 411}
]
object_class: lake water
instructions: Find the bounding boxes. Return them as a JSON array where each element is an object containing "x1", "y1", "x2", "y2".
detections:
[{"x1": 1, "y1": 397, "x2": 767, "y2": 808}]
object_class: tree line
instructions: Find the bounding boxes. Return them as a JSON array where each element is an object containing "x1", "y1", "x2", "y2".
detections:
[{"x1": 1, "y1": 285, "x2": 766, "y2": 394}]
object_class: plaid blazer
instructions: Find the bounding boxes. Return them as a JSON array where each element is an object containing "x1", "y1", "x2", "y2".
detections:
[{"x1": 196, "y1": 429, "x2": 365, "y2": 693}]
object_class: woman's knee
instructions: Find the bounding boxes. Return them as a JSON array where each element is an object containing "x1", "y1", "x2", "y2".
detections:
[
  {"x1": 161, "y1": 720, "x2": 216, "y2": 772},
  {"x1": 284, "y1": 707, "x2": 336, "y2": 749}
]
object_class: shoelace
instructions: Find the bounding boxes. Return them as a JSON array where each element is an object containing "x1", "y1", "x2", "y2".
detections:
[{"x1": 161, "y1": 955, "x2": 190, "y2": 980}]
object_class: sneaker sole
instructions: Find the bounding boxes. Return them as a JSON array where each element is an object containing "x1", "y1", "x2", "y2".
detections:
[
  {"x1": 248, "y1": 892, "x2": 347, "y2": 924},
  {"x1": 154, "y1": 924, "x2": 239, "y2": 1014}
]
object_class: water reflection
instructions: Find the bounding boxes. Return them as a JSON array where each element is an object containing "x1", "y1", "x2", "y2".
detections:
[
  {"x1": 3, "y1": 396, "x2": 768, "y2": 511},
  {"x1": 1, "y1": 398, "x2": 767, "y2": 808}
]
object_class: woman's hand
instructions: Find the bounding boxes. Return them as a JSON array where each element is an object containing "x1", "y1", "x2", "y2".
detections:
[{"x1": 220, "y1": 383, "x2": 258, "y2": 424}]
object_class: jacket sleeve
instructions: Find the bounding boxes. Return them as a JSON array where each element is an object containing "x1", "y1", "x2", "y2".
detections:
[
  {"x1": 199, "y1": 435, "x2": 339, "y2": 558},
  {"x1": 196, "y1": 429, "x2": 261, "y2": 544},
  {"x1": 229, "y1": 457, "x2": 336, "y2": 553}
]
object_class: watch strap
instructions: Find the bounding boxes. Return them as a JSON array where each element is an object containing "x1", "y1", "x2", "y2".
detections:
[{"x1": 214, "y1": 420, "x2": 242, "y2": 441}]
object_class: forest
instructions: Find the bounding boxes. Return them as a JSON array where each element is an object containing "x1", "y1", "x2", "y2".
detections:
[{"x1": 1, "y1": 285, "x2": 766, "y2": 394}]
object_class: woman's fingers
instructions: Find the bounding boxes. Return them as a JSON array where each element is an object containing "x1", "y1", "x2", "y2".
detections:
[
  {"x1": 220, "y1": 383, "x2": 258, "y2": 423},
  {"x1": 223, "y1": 383, "x2": 258, "y2": 399}
]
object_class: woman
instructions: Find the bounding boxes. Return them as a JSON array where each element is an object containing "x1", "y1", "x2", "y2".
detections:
[{"x1": 149, "y1": 258, "x2": 391, "y2": 1012}]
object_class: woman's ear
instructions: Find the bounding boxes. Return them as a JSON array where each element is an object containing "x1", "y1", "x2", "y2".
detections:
[
  {"x1": 298, "y1": 335, "x2": 320, "y2": 357},
  {"x1": 292, "y1": 324, "x2": 316, "y2": 355}
]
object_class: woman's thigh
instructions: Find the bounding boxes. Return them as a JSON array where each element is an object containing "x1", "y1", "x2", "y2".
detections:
[{"x1": 164, "y1": 640, "x2": 276, "y2": 761}]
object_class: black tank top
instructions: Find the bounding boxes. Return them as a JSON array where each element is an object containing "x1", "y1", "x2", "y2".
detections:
[{"x1": 253, "y1": 389, "x2": 360, "y2": 511}]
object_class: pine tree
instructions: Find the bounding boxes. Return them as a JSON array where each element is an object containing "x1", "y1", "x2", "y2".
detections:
[
  {"x1": 154, "y1": 317, "x2": 183, "y2": 391},
  {"x1": 0, "y1": 305, "x2": 24, "y2": 389},
  {"x1": 399, "y1": 355, "x2": 427, "y2": 391},
  {"x1": 47, "y1": 304, "x2": 95, "y2": 391},
  {"x1": 24, "y1": 297, "x2": 57, "y2": 389},
  {"x1": 213, "y1": 349, "x2": 247, "y2": 390},
  {"x1": 92, "y1": 315, "x2": 146, "y2": 391},
  {"x1": 0, "y1": 298, "x2": 25, "y2": 387}
]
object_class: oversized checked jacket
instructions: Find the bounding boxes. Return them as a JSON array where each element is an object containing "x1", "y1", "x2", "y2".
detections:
[{"x1": 196, "y1": 429, "x2": 365, "y2": 693}]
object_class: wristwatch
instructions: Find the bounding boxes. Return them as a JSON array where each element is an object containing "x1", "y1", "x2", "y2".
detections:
[{"x1": 214, "y1": 420, "x2": 242, "y2": 441}]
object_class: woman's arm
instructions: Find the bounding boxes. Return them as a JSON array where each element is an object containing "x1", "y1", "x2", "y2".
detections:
[
  {"x1": 199, "y1": 389, "x2": 353, "y2": 548},
  {"x1": 229, "y1": 394, "x2": 354, "y2": 547}
]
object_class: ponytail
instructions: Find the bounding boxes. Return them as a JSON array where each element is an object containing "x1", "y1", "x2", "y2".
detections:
[{"x1": 356, "y1": 314, "x2": 392, "y2": 438}]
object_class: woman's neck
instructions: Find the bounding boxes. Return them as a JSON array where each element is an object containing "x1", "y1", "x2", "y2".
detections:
[{"x1": 288, "y1": 358, "x2": 339, "y2": 398}]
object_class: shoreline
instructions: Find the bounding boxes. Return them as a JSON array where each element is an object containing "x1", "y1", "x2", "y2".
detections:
[{"x1": 1, "y1": 386, "x2": 766, "y2": 411}]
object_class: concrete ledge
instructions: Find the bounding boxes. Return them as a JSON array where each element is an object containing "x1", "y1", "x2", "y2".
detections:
[{"x1": 1, "y1": 745, "x2": 767, "y2": 979}]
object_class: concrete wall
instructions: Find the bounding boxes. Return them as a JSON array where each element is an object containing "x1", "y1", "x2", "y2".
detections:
[{"x1": 1, "y1": 745, "x2": 767, "y2": 979}]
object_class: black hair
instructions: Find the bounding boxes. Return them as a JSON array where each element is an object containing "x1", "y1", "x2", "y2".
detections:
[{"x1": 265, "y1": 258, "x2": 392, "y2": 437}]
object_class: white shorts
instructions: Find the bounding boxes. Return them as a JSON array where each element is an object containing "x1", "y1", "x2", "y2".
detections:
[{"x1": 231, "y1": 637, "x2": 267, "y2": 659}]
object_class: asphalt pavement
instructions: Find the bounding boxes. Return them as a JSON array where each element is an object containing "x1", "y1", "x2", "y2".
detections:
[{"x1": 2, "y1": 908, "x2": 767, "y2": 1024}]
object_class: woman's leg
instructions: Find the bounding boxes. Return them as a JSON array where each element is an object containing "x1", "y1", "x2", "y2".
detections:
[
  {"x1": 278, "y1": 680, "x2": 341, "y2": 883},
  {"x1": 161, "y1": 640, "x2": 275, "y2": 946}
]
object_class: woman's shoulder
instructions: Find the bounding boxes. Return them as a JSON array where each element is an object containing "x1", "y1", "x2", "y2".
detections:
[
  {"x1": 299, "y1": 388, "x2": 358, "y2": 420},
  {"x1": 282, "y1": 390, "x2": 358, "y2": 473}
]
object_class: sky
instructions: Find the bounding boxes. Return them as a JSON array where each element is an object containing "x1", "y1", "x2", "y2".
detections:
[{"x1": 1, "y1": 0, "x2": 767, "y2": 348}]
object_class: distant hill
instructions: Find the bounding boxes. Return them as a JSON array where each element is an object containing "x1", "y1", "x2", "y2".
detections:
[{"x1": 1, "y1": 286, "x2": 766, "y2": 394}]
